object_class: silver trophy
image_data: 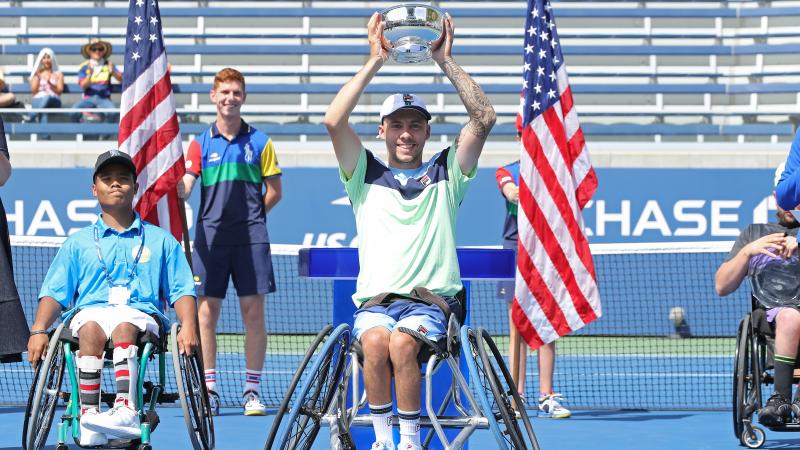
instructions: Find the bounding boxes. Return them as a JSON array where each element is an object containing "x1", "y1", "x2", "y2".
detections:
[{"x1": 381, "y1": 4, "x2": 444, "y2": 64}]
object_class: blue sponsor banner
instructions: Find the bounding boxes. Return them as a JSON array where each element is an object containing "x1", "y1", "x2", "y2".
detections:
[{"x1": 0, "y1": 167, "x2": 777, "y2": 244}]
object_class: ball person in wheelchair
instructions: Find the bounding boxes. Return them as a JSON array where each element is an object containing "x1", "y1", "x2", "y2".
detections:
[
  {"x1": 26, "y1": 150, "x2": 198, "y2": 446},
  {"x1": 322, "y1": 12, "x2": 495, "y2": 450},
  {"x1": 716, "y1": 165, "x2": 800, "y2": 428}
]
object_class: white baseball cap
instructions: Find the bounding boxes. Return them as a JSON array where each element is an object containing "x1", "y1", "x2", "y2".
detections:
[{"x1": 379, "y1": 93, "x2": 432, "y2": 122}]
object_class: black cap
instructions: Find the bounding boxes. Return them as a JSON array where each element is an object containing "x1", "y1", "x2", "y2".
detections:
[{"x1": 93, "y1": 149, "x2": 137, "y2": 181}]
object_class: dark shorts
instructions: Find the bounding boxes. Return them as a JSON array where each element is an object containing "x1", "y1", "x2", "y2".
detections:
[{"x1": 193, "y1": 243, "x2": 276, "y2": 298}]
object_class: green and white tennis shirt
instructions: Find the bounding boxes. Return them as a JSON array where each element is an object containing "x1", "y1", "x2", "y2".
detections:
[{"x1": 340, "y1": 142, "x2": 476, "y2": 306}]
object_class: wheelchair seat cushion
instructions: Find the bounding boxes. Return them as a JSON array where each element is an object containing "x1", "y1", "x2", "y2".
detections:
[
  {"x1": 60, "y1": 310, "x2": 167, "y2": 355},
  {"x1": 359, "y1": 287, "x2": 466, "y2": 326}
]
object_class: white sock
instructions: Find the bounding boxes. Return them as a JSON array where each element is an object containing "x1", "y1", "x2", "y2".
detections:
[
  {"x1": 398, "y1": 408, "x2": 420, "y2": 446},
  {"x1": 369, "y1": 402, "x2": 393, "y2": 444},
  {"x1": 204, "y1": 369, "x2": 217, "y2": 393},
  {"x1": 243, "y1": 368, "x2": 261, "y2": 395}
]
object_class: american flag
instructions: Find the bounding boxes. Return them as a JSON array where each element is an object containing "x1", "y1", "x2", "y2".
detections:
[
  {"x1": 118, "y1": 0, "x2": 185, "y2": 240},
  {"x1": 512, "y1": 0, "x2": 601, "y2": 349}
]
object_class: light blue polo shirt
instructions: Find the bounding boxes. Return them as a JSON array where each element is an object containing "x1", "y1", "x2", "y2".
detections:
[{"x1": 39, "y1": 213, "x2": 196, "y2": 326}]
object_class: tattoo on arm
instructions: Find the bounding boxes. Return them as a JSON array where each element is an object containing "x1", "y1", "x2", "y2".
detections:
[{"x1": 440, "y1": 58, "x2": 495, "y2": 139}]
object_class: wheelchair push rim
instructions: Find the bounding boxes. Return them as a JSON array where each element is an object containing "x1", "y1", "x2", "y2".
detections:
[
  {"x1": 475, "y1": 327, "x2": 540, "y2": 450},
  {"x1": 275, "y1": 323, "x2": 351, "y2": 450},
  {"x1": 171, "y1": 322, "x2": 215, "y2": 450},
  {"x1": 23, "y1": 322, "x2": 66, "y2": 450},
  {"x1": 264, "y1": 324, "x2": 334, "y2": 450}
]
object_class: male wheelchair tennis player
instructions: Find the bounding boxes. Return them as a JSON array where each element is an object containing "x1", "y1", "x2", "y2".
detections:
[
  {"x1": 716, "y1": 176, "x2": 800, "y2": 448},
  {"x1": 265, "y1": 288, "x2": 541, "y2": 450},
  {"x1": 22, "y1": 150, "x2": 214, "y2": 450}
]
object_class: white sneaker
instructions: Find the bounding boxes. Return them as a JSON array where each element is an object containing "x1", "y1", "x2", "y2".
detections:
[
  {"x1": 79, "y1": 409, "x2": 108, "y2": 446},
  {"x1": 82, "y1": 404, "x2": 141, "y2": 439},
  {"x1": 208, "y1": 389, "x2": 221, "y2": 416},
  {"x1": 538, "y1": 393, "x2": 571, "y2": 418},
  {"x1": 398, "y1": 442, "x2": 421, "y2": 450},
  {"x1": 371, "y1": 441, "x2": 396, "y2": 450},
  {"x1": 242, "y1": 390, "x2": 267, "y2": 416}
]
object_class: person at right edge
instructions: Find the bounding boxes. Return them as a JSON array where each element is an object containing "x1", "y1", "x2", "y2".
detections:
[
  {"x1": 495, "y1": 134, "x2": 570, "y2": 419},
  {"x1": 718, "y1": 163, "x2": 800, "y2": 426},
  {"x1": 324, "y1": 12, "x2": 494, "y2": 450},
  {"x1": 0, "y1": 116, "x2": 29, "y2": 363}
]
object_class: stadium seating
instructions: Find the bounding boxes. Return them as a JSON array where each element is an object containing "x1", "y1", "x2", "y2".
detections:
[{"x1": 1, "y1": 0, "x2": 800, "y2": 146}]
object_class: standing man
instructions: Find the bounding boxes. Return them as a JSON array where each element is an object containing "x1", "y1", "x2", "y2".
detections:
[
  {"x1": 323, "y1": 13, "x2": 495, "y2": 450},
  {"x1": 0, "y1": 116, "x2": 29, "y2": 363},
  {"x1": 496, "y1": 140, "x2": 570, "y2": 418},
  {"x1": 179, "y1": 67, "x2": 282, "y2": 416}
]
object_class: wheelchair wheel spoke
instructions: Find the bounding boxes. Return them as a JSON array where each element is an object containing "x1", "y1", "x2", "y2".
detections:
[{"x1": 275, "y1": 324, "x2": 350, "y2": 450}]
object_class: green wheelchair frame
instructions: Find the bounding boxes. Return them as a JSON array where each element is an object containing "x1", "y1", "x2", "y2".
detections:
[{"x1": 22, "y1": 321, "x2": 215, "y2": 450}]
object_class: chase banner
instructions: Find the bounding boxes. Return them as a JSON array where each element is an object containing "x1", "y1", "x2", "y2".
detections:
[{"x1": 1, "y1": 168, "x2": 776, "y2": 245}]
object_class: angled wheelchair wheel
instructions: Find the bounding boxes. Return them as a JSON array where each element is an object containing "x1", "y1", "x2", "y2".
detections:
[
  {"x1": 274, "y1": 323, "x2": 351, "y2": 450},
  {"x1": 22, "y1": 322, "x2": 66, "y2": 450},
  {"x1": 476, "y1": 328, "x2": 540, "y2": 450},
  {"x1": 171, "y1": 323, "x2": 215, "y2": 450},
  {"x1": 733, "y1": 314, "x2": 762, "y2": 446},
  {"x1": 462, "y1": 326, "x2": 531, "y2": 450},
  {"x1": 264, "y1": 324, "x2": 334, "y2": 450}
]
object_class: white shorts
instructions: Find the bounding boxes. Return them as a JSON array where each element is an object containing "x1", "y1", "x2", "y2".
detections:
[{"x1": 70, "y1": 305, "x2": 160, "y2": 338}]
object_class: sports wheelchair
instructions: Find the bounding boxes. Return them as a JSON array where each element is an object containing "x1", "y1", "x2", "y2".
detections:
[
  {"x1": 264, "y1": 313, "x2": 541, "y2": 450},
  {"x1": 22, "y1": 319, "x2": 215, "y2": 450},
  {"x1": 732, "y1": 306, "x2": 800, "y2": 448}
]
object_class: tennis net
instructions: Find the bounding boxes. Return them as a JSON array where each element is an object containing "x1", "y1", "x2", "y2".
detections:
[{"x1": 4, "y1": 236, "x2": 748, "y2": 410}]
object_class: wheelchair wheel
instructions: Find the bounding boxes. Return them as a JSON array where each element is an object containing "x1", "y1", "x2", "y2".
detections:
[
  {"x1": 475, "y1": 328, "x2": 540, "y2": 450},
  {"x1": 733, "y1": 314, "x2": 757, "y2": 442},
  {"x1": 462, "y1": 326, "x2": 534, "y2": 450},
  {"x1": 171, "y1": 323, "x2": 215, "y2": 450},
  {"x1": 467, "y1": 328, "x2": 538, "y2": 449},
  {"x1": 274, "y1": 323, "x2": 350, "y2": 450},
  {"x1": 22, "y1": 322, "x2": 66, "y2": 450},
  {"x1": 264, "y1": 324, "x2": 334, "y2": 450},
  {"x1": 741, "y1": 427, "x2": 766, "y2": 449}
]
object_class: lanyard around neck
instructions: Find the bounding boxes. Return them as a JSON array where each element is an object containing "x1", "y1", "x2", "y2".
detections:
[{"x1": 93, "y1": 222, "x2": 145, "y2": 288}]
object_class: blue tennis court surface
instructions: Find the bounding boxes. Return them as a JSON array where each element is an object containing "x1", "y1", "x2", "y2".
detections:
[{"x1": 5, "y1": 407, "x2": 800, "y2": 449}]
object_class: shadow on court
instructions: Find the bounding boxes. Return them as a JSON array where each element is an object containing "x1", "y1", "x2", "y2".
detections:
[{"x1": 0, "y1": 407, "x2": 790, "y2": 449}]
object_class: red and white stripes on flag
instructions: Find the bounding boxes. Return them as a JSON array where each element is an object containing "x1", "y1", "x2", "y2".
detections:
[
  {"x1": 513, "y1": 0, "x2": 601, "y2": 349},
  {"x1": 118, "y1": 0, "x2": 185, "y2": 241}
]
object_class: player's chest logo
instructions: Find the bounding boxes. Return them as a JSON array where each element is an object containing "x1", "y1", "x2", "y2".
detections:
[
  {"x1": 207, "y1": 152, "x2": 221, "y2": 164},
  {"x1": 243, "y1": 143, "x2": 254, "y2": 163}
]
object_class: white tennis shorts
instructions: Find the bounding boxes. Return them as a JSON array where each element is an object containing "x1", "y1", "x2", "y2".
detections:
[{"x1": 70, "y1": 305, "x2": 160, "y2": 338}]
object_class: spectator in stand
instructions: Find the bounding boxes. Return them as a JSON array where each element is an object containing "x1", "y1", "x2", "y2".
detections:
[
  {"x1": 0, "y1": 70, "x2": 26, "y2": 122},
  {"x1": 72, "y1": 38, "x2": 122, "y2": 123},
  {"x1": 29, "y1": 48, "x2": 64, "y2": 138},
  {"x1": 0, "y1": 72, "x2": 17, "y2": 109}
]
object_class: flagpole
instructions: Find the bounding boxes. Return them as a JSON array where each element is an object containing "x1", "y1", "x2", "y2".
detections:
[{"x1": 177, "y1": 193, "x2": 193, "y2": 272}]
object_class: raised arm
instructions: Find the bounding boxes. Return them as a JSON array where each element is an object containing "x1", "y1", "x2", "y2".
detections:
[
  {"x1": 323, "y1": 12, "x2": 390, "y2": 178},
  {"x1": 432, "y1": 15, "x2": 496, "y2": 175}
]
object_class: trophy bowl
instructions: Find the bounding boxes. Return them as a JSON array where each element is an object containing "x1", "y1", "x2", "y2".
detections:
[
  {"x1": 381, "y1": 4, "x2": 444, "y2": 64},
  {"x1": 751, "y1": 255, "x2": 800, "y2": 308}
]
